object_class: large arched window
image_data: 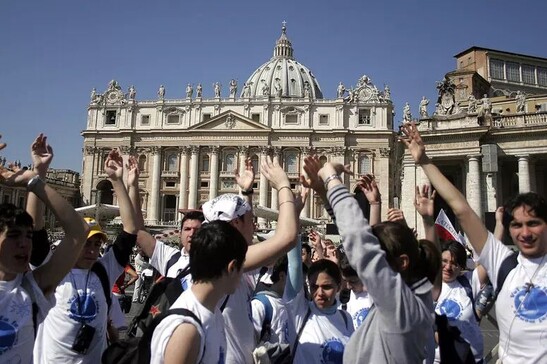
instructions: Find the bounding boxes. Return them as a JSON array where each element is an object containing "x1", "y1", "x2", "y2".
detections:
[
  {"x1": 167, "y1": 153, "x2": 178, "y2": 172},
  {"x1": 284, "y1": 151, "x2": 298, "y2": 174},
  {"x1": 359, "y1": 155, "x2": 371, "y2": 175},
  {"x1": 201, "y1": 155, "x2": 210, "y2": 172},
  {"x1": 224, "y1": 151, "x2": 236, "y2": 172}
]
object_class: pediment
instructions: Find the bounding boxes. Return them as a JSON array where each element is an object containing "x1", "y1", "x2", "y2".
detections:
[{"x1": 189, "y1": 111, "x2": 271, "y2": 132}]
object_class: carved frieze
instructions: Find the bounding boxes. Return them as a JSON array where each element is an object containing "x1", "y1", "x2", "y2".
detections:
[{"x1": 379, "y1": 148, "x2": 390, "y2": 157}]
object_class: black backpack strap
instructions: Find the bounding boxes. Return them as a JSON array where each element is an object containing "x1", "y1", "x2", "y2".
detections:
[
  {"x1": 252, "y1": 293, "x2": 273, "y2": 342},
  {"x1": 495, "y1": 252, "x2": 518, "y2": 297},
  {"x1": 92, "y1": 262, "x2": 112, "y2": 310},
  {"x1": 338, "y1": 309, "x2": 350, "y2": 331},
  {"x1": 220, "y1": 294, "x2": 230, "y2": 312},
  {"x1": 456, "y1": 275, "x2": 480, "y2": 322},
  {"x1": 137, "y1": 308, "x2": 204, "y2": 364},
  {"x1": 21, "y1": 274, "x2": 39, "y2": 338},
  {"x1": 165, "y1": 251, "x2": 182, "y2": 274},
  {"x1": 291, "y1": 307, "x2": 312, "y2": 361}
]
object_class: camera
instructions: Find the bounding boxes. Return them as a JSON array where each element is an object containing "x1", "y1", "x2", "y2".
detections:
[{"x1": 71, "y1": 323, "x2": 96, "y2": 354}]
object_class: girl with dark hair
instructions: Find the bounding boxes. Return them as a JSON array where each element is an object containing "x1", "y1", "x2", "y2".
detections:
[{"x1": 301, "y1": 157, "x2": 440, "y2": 363}]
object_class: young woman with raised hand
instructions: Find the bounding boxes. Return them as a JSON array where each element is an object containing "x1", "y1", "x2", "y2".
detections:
[{"x1": 301, "y1": 156, "x2": 440, "y2": 363}]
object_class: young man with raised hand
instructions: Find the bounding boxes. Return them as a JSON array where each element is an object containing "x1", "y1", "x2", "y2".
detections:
[
  {"x1": 0, "y1": 133, "x2": 90, "y2": 364},
  {"x1": 400, "y1": 122, "x2": 547, "y2": 363},
  {"x1": 201, "y1": 155, "x2": 298, "y2": 364},
  {"x1": 33, "y1": 148, "x2": 138, "y2": 363}
]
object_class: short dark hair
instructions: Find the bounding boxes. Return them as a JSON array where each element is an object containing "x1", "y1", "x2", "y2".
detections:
[
  {"x1": 181, "y1": 210, "x2": 205, "y2": 229},
  {"x1": 0, "y1": 203, "x2": 33, "y2": 234},
  {"x1": 270, "y1": 255, "x2": 288, "y2": 283},
  {"x1": 339, "y1": 253, "x2": 358, "y2": 278},
  {"x1": 301, "y1": 243, "x2": 312, "y2": 255},
  {"x1": 307, "y1": 259, "x2": 342, "y2": 286},
  {"x1": 189, "y1": 220, "x2": 247, "y2": 282},
  {"x1": 504, "y1": 192, "x2": 547, "y2": 227},
  {"x1": 440, "y1": 240, "x2": 467, "y2": 270}
]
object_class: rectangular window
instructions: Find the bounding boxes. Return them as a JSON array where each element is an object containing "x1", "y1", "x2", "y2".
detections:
[
  {"x1": 489, "y1": 59, "x2": 505, "y2": 80},
  {"x1": 200, "y1": 181, "x2": 209, "y2": 188},
  {"x1": 522, "y1": 64, "x2": 536, "y2": 85},
  {"x1": 203, "y1": 113, "x2": 212, "y2": 122},
  {"x1": 251, "y1": 113, "x2": 261, "y2": 122},
  {"x1": 506, "y1": 62, "x2": 520, "y2": 82},
  {"x1": 285, "y1": 114, "x2": 298, "y2": 124},
  {"x1": 105, "y1": 110, "x2": 117, "y2": 125},
  {"x1": 222, "y1": 180, "x2": 236, "y2": 189},
  {"x1": 165, "y1": 181, "x2": 176, "y2": 188},
  {"x1": 141, "y1": 115, "x2": 150, "y2": 125},
  {"x1": 167, "y1": 114, "x2": 179, "y2": 124},
  {"x1": 538, "y1": 67, "x2": 547, "y2": 87},
  {"x1": 319, "y1": 114, "x2": 329, "y2": 125},
  {"x1": 358, "y1": 109, "x2": 371, "y2": 125}
]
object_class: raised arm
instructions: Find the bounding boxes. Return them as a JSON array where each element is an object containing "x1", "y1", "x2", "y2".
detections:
[
  {"x1": 126, "y1": 155, "x2": 145, "y2": 230},
  {"x1": 356, "y1": 174, "x2": 381, "y2": 226},
  {"x1": 235, "y1": 157, "x2": 255, "y2": 207},
  {"x1": 308, "y1": 230, "x2": 325, "y2": 260},
  {"x1": 26, "y1": 134, "x2": 53, "y2": 266},
  {"x1": 284, "y1": 187, "x2": 308, "y2": 300},
  {"x1": 493, "y1": 206, "x2": 505, "y2": 242},
  {"x1": 1, "y1": 136, "x2": 89, "y2": 295},
  {"x1": 243, "y1": 155, "x2": 297, "y2": 271},
  {"x1": 399, "y1": 122, "x2": 489, "y2": 255}
]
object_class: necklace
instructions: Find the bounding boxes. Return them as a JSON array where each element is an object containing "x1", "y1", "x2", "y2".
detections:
[{"x1": 521, "y1": 254, "x2": 546, "y2": 293}]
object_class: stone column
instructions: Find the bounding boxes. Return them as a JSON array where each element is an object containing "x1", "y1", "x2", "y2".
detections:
[
  {"x1": 209, "y1": 146, "x2": 219, "y2": 199},
  {"x1": 178, "y1": 147, "x2": 189, "y2": 210},
  {"x1": 400, "y1": 159, "x2": 417, "y2": 230},
  {"x1": 258, "y1": 146, "x2": 270, "y2": 228},
  {"x1": 188, "y1": 146, "x2": 200, "y2": 209},
  {"x1": 148, "y1": 147, "x2": 162, "y2": 224},
  {"x1": 83, "y1": 146, "x2": 97, "y2": 204},
  {"x1": 270, "y1": 147, "x2": 281, "y2": 210},
  {"x1": 466, "y1": 155, "x2": 482, "y2": 218},
  {"x1": 484, "y1": 172, "x2": 498, "y2": 213},
  {"x1": 238, "y1": 146, "x2": 249, "y2": 177},
  {"x1": 300, "y1": 147, "x2": 312, "y2": 218},
  {"x1": 518, "y1": 155, "x2": 530, "y2": 193}
]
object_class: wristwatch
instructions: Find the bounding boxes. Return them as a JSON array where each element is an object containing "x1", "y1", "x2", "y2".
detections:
[
  {"x1": 27, "y1": 175, "x2": 45, "y2": 192},
  {"x1": 241, "y1": 187, "x2": 254, "y2": 196}
]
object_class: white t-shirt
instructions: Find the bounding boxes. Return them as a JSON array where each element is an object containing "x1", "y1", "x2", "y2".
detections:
[
  {"x1": 223, "y1": 271, "x2": 258, "y2": 364},
  {"x1": 434, "y1": 270, "x2": 483, "y2": 363},
  {"x1": 343, "y1": 290, "x2": 373, "y2": 329},
  {"x1": 0, "y1": 273, "x2": 50, "y2": 364},
  {"x1": 287, "y1": 290, "x2": 354, "y2": 364},
  {"x1": 251, "y1": 292, "x2": 290, "y2": 345},
  {"x1": 33, "y1": 250, "x2": 123, "y2": 364},
  {"x1": 151, "y1": 241, "x2": 190, "y2": 284},
  {"x1": 150, "y1": 288, "x2": 226, "y2": 364},
  {"x1": 478, "y1": 232, "x2": 547, "y2": 363}
]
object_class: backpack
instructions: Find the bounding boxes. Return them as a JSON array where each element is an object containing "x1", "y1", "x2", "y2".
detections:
[
  {"x1": 126, "y1": 263, "x2": 192, "y2": 337},
  {"x1": 435, "y1": 313, "x2": 475, "y2": 364},
  {"x1": 455, "y1": 275, "x2": 481, "y2": 322},
  {"x1": 252, "y1": 292, "x2": 291, "y2": 364},
  {"x1": 102, "y1": 308, "x2": 204, "y2": 364}
]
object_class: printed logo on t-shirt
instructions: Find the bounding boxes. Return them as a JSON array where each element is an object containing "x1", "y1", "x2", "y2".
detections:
[
  {"x1": 511, "y1": 285, "x2": 547, "y2": 323},
  {"x1": 0, "y1": 317, "x2": 18, "y2": 355},
  {"x1": 353, "y1": 307, "x2": 370, "y2": 327},
  {"x1": 320, "y1": 337, "x2": 345, "y2": 364},
  {"x1": 438, "y1": 299, "x2": 463, "y2": 321},
  {"x1": 68, "y1": 293, "x2": 99, "y2": 323}
]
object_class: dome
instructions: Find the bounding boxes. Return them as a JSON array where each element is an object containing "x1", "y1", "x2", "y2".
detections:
[{"x1": 241, "y1": 23, "x2": 323, "y2": 99}]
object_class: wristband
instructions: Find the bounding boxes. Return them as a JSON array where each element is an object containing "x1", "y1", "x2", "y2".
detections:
[
  {"x1": 323, "y1": 174, "x2": 342, "y2": 189},
  {"x1": 369, "y1": 201, "x2": 380, "y2": 205},
  {"x1": 241, "y1": 188, "x2": 254, "y2": 196},
  {"x1": 278, "y1": 185, "x2": 292, "y2": 193},
  {"x1": 27, "y1": 175, "x2": 45, "y2": 192}
]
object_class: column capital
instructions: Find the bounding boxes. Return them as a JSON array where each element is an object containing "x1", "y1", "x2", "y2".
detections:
[
  {"x1": 259, "y1": 145, "x2": 270, "y2": 155},
  {"x1": 178, "y1": 146, "x2": 190, "y2": 155},
  {"x1": 379, "y1": 147, "x2": 390, "y2": 158},
  {"x1": 150, "y1": 146, "x2": 161, "y2": 155},
  {"x1": 190, "y1": 145, "x2": 200, "y2": 155},
  {"x1": 238, "y1": 146, "x2": 249, "y2": 155},
  {"x1": 300, "y1": 146, "x2": 313, "y2": 156},
  {"x1": 210, "y1": 145, "x2": 220, "y2": 154},
  {"x1": 467, "y1": 154, "x2": 481, "y2": 161},
  {"x1": 331, "y1": 146, "x2": 346, "y2": 157},
  {"x1": 517, "y1": 154, "x2": 530, "y2": 160},
  {"x1": 83, "y1": 146, "x2": 98, "y2": 155},
  {"x1": 119, "y1": 145, "x2": 133, "y2": 155}
]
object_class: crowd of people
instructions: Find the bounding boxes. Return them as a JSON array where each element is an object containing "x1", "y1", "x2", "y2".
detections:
[{"x1": 0, "y1": 124, "x2": 545, "y2": 363}]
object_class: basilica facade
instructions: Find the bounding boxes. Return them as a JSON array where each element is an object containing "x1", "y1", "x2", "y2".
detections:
[{"x1": 81, "y1": 25, "x2": 398, "y2": 226}]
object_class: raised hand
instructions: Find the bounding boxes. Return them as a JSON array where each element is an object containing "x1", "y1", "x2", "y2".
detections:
[
  {"x1": 235, "y1": 157, "x2": 255, "y2": 191},
  {"x1": 399, "y1": 122, "x2": 430, "y2": 165},
  {"x1": 260, "y1": 155, "x2": 290, "y2": 190},
  {"x1": 387, "y1": 208, "x2": 408, "y2": 226},
  {"x1": 104, "y1": 148, "x2": 124, "y2": 181},
  {"x1": 495, "y1": 206, "x2": 504, "y2": 225},
  {"x1": 301, "y1": 155, "x2": 326, "y2": 195},
  {"x1": 126, "y1": 155, "x2": 140, "y2": 188},
  {"x1": 356, "y1": 174, "x2": 381, "y2": 204},
  {"x1": 308, "y1": 230, "x2": 323, "y2": 254},
  {"x1": 414, "y1": 184, "x2": 436, "y2": 218},
  {"x1": 0, "y1": 134, "x2": 6, "y2": 151},
  {"x1": 0, "y1": 162, "x2": 36, "y2": 187},
  {"x1": 30, "y1": 133, "x2": 54, "y2": 177},
  {"x1": 318, "y1": 162, "x2": 352, "y2": 182}
]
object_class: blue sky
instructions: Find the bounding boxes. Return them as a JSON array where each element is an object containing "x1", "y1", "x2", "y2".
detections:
[{"x1": 1, "y1": 0, "x2": 545, "y2": 172}]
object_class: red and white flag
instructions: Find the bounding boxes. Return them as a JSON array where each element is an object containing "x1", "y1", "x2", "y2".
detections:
[{"x1": 435, "y1": 209, "x2": 460, "y2": 242}]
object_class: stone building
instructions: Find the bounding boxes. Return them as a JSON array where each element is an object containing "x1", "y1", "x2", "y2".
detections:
[
  {"x1": 401, "y1": 47, "x2": 547, "y2": 235},
  {"x1": 81, "y1": 24, "x2": 398, "y2": 226}
]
